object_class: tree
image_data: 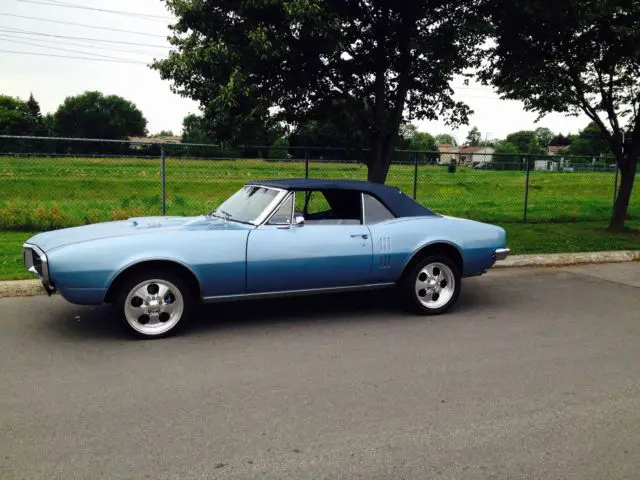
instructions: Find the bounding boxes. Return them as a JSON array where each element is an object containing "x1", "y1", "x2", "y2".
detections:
[
  {"x1": 505, "y1": 130, "x2": 543, "y2": 154},
  {"x1": 0, "y1": 94, "x2": 47, "y2": 136},
  {"x1": 53, "y1": 91, "x2": 147, "y2": 139},
  {"x1": 480, "y1": 0, "x2": 640, "y2": 231},
  {"x1": 152, "y1": 1, "x2": 487, "y2": 183},
  {"x1": 435, "y1": 134, "x2": 458, "y2": 146},
  {"x1": 181, "y1": 114, "x2": 213, "y2": 144},
  {"x1": 550, "y1": 133, "x2": 571, "y2": 146},
  {"x1": 399, "y1": 124, "x2": 437, "y2": 151},
  {"x1": 288, "y1": 97, "x2": 371, "y2": 153},
  {"x1": 493, "y1": 140, "x2": 520, "y2": 165},
  {"x1": 25, "y1": 93, "x2": 46, "y2": 135},
  {"x1": 0, "y1": 95, "x2": 32, "y2": 135},
  {"x1": 151, "y1": 130, "x2": 175, "y2": 137},
  {"x1": 534, "y1": 127, "x2": 554, "y2": 148},
  {"x1": 466, "y1": 126, "x2": 482, "y2": 146}
]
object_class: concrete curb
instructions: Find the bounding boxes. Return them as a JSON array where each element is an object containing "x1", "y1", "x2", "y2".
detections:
[
  {"x1": 1, "y1": 250, "x2": 639, "y2": 299},
  {"x1": 494, "y1": 250, "x2": 640, "y2": 268},
  {"x1": 0, "y1": 280, "x2": 50, "y2": 299}
]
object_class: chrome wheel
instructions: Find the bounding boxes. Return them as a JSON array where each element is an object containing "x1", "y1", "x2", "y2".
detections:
[
  {"x1": 414, "y1": 262, "x2": 456, "y2": 309},
  {"x1": 124, "y1": 279, "x2": 184, "y2": 336}
]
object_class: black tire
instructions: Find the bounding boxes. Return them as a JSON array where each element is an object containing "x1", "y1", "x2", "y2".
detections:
[
  {"x1": 114, "y1": 267, "x2": 195, "y2": 339},
  {"x1": 400, "y1": 254, "x2": 462, "y2": 315}
]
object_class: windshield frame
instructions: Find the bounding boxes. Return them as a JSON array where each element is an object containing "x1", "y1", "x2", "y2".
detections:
[{"x1": 209, "y1": 184, "x2": 289, "y2": 226}]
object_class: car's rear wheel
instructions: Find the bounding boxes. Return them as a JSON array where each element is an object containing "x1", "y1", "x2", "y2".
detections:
[
  {"x1": 115, "y1": 269, "x2": 194, "y2": 339},
  {"x1": 401, "y1": 255, "x2": 461, "y2": 315}
]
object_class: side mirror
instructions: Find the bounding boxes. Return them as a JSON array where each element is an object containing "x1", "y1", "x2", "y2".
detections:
[{"x1": 294, "y1": 215, "x2": 305, "y2": 226}]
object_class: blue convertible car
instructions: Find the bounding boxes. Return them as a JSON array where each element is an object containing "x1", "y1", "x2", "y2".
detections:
[{"x1": 23, "y1": 179, "x2": 510, "y2": 338}]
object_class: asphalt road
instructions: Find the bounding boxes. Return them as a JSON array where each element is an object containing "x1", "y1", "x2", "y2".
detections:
[{"x1": 1, "y1": 264, "x2": 639, "y2": 480}]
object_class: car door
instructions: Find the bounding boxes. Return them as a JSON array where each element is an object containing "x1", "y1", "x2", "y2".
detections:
[
  {"x1": 246, "y1": 190, "x2": 374, "y2": 293},
  {"x1": 360, "y1": 192, "x2": 404, "y2": 282}
]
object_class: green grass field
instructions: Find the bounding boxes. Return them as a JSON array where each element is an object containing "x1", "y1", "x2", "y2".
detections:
[
  {"x1": 1, "y1": 156, "x2": 637, "y2": 230},
  {"x1": 0, "y1": 156, "x2": 638, "y2": 280}
]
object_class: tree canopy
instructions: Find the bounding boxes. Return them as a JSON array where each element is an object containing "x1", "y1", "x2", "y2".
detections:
[
  {"x1": 465, "y1": 126, "x2": 482, "y2": 146},
  {"x1": 0, "y1": 94, "x2": 43, "y2": 136},
  {"x1": 481, "y1": 0, "x2": 639, "y2": 230},
  {"x1": 505, "y1": 130, "x2": 544, "y2": 154},
  {"x1": 435, "y1": 134, "x2": 458, "y2": 146},
  {"x1": 53, "y1": 91, "x2": 147, "y2": 140},
  {"x1": 152, "y1": 0, "x2": 487, "y2": 182}
]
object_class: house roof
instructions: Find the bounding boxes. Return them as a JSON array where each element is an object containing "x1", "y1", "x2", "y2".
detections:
[
  {"x1": 436, "y1": 143, "x2": 459, "y2": 153},
  {"x1": 249, "y1": 178, "x2": 438, "y2": 218},
  {"x1": 459, "y1": 146, "x2": 493, "y2": 153},
  {"x1": 128, "y1": 136, "x2": 182, "y2": 144},
  {"x1": 546, "y1": 146, "x2": 567, "y2": 153}
]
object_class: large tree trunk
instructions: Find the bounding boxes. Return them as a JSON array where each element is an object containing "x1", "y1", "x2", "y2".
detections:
[
  {"x1": 367, "y1": 136, "x2": 394, "y2": 183},
  {"x1": 608, "y1": 153, "x2": 637, "y2": 232}
]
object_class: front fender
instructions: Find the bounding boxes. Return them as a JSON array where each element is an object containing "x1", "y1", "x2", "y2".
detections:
[{"x1": 46, "y1": 229, "x2": 251, "y2": 303}]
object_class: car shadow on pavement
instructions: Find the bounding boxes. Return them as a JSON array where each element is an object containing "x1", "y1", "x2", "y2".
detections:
[{"x1": 187, "y1": 277, "x2": 501, "y2": 335}]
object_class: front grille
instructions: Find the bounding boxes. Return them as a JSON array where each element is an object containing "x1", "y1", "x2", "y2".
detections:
[
  {"x1": 24, "y1": 246, "x2": 45, "y2": 278},
  {"x1": 33, "y1": 251, "x2": 43, "y2": 276}
]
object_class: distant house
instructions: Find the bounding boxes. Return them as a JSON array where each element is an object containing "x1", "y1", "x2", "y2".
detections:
[
  {"x1": 436, "y1": 143, "x2": 459, "y2": 164},
  {"x1": 459, "y1": 146, "x2": 495, "y2": 164},
  {"x1": 545, "y1": 145, "x2": 568, "y2": 156},
  {"x1": 128, "y1": 136, "x2": 182, "y2": 144},
  {"x1": 534, "y1": 159, "x2": 559, "y2": 171}
]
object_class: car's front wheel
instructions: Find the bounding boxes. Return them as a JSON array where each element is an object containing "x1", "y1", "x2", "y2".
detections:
[
  {"x1": 115, "y1": 269, "x2": 194, "y2": 339},
  {"x1": 401, "y1": 255, "x2": 461, "y2": 315}
]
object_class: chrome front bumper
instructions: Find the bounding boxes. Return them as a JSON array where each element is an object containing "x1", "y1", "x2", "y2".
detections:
[
  {"x1": 494, "y1": 248, "x2": 511, "y2": 261},
  {"x1": 23, "y1": 243, "x2": 57, "y2": 296}
]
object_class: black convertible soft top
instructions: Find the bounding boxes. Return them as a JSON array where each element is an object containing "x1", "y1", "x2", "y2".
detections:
[{"x1": 250, "y1": 178, "x2": 438, "y2": 218}]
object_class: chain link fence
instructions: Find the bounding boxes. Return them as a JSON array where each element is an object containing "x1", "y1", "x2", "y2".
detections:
[{"x1": 0, "y1": 135, "x2": 636, "y2": 232}]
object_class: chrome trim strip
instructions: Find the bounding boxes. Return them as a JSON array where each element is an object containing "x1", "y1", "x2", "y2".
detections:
[
  {"x1": 203, "y1": 282, "x2": 396, "y2": 303},
  {"x1": 250, "y1": 187, "x2": 289, "y2": 226},
  {"x1": 263, "y1": 191, "x2": 294, "y2": 226},
  {"x1": 23, "y1": 243, "x2": 50, "y2": 282},
  {"x1": 494, "y1": 248, "x2": 511, "y2": 261},
  {"x1": 361, "y1": 192, "x2": 366, "y2": 225}
]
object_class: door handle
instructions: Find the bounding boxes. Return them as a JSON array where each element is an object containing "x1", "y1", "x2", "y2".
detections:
[{"x1": 351, "y1": 234, "x2": 369, "y2": 239}]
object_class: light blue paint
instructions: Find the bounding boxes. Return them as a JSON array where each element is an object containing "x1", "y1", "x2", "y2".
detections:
[{"x1": 24, "y1": 188, "x2": 508, "y2": 307}]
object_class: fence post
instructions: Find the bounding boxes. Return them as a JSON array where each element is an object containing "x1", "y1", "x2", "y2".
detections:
[
  {"x1": 523, "y1": 156, "x2": 530, "y2": 223},
  {"x1": 305, "y1": 149, "x2": 309, "y2": 179},
  {"x1": 612, "y1": 164, "x2": 619, "y2": 215},
  {"x1": 161, "y1": 145, "x2": 166, "y2": 215},
  {"x1": 413, "y1": 152, "x2": 418, "y2": 199}
]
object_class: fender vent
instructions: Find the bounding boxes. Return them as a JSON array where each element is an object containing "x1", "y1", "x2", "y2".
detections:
[{"x1": 379, "y1": 236, "x2": 391, "y2": 269}]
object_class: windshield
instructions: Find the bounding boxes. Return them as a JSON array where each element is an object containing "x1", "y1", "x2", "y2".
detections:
[{"x1": 210, "y1": 185, "x2": 281, "y2": 224}]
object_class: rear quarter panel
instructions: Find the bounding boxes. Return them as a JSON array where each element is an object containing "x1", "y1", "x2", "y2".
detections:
[
  {"x1": 46, "y1": 228, "x2": 250, "y2": 304},
  {"x1": 366, "y1": 215, "x2": 506, "y2": 281}
]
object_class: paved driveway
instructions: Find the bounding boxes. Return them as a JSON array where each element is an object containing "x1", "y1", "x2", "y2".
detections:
[{"x1": 1, "y1": 264, "x2": 639, "y2": 479}]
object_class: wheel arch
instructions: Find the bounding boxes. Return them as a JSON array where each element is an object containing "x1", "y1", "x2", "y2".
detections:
[
  {"x1": 104, "y1": 259, "x2": 202, "y2": 304},
  {"x1": 398, "y1": 241, "x2": 464, "y2": 284}
]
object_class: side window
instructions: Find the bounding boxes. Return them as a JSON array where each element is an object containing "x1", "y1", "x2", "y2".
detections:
[
  {"x1": 363, "y1": 194, "x2": 395, "y2": 224},
  {"x1": 306, "y1": 191, "x2": 331, "y2": 216},
  {"x1": 267, "y1": 193, "x2": 293, "y2": 225},
  {"x1": 294, "y1": 190, "x2": 331, "y2": 217}
]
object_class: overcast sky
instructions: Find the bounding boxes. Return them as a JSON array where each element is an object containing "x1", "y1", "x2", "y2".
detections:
[{"x1": 0, "y1": 0, "x2": 592, "y2": 143}]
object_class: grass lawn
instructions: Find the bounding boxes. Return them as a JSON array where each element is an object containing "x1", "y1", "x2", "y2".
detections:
[
  {"x1": 1, "y1": 156, "x2": 637, "y2": 230},
  {"x1": 2, "y1": 221, "x2": 638, "y2": 281}
]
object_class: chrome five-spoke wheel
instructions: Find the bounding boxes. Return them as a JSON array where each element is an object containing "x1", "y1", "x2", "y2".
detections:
[
  {"x1": 402, "y1": 254, "x2": 461, "y2": 315},
  {"x1": 125, "y1": 279, "x2": 184, "y2": 336},
  {"x1": 115, "y1": 268, "x2": 194, "y2": 339},
  {"x1": 414, "y1": 262, "x2": 455, "y2": 309}
]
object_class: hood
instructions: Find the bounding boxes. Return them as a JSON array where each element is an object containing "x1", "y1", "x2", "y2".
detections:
[{"x1": 26, "y1": 215, "x2": 251, "y2": 252}]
